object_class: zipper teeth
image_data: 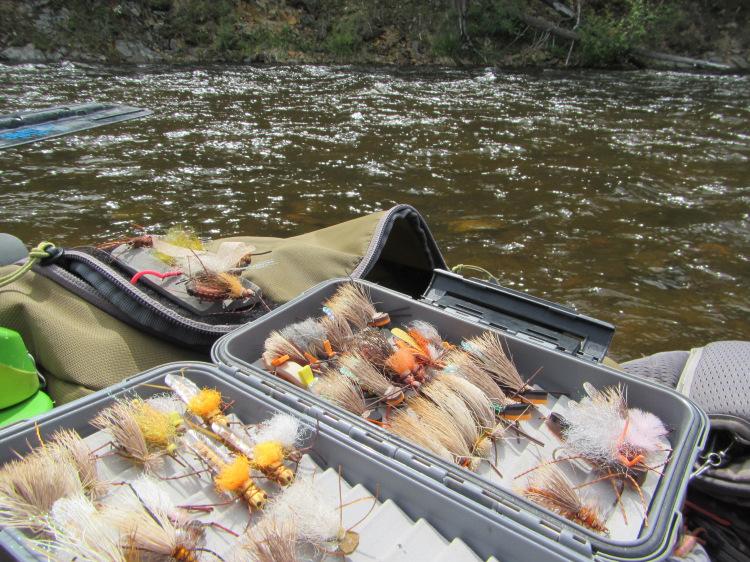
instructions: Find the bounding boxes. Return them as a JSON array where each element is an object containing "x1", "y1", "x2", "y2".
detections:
[
  {"x1": 34, "y1": 262, "x2": 186, "y2": 341},
  {"x1": 36, "y1": 263, "x2": 124, "y2": 315},
  {"x1": 351, "y1": 204, "x2": 448, "y2": 279},
  {"x1": 350, "y1": 205, "x2": 402, "y2": 279},
  {"x1": 65, "y1": 250, "x2": 231, "y2": 335}
]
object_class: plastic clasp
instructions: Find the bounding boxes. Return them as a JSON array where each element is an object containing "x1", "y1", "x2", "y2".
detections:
[{"x1": 39, "y1": 246, "x2": 64, "y2": 265}]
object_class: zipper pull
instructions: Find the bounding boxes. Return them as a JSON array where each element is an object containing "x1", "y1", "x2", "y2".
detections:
[{"x1": 690, "y1": 437, "x2": 736, "y2": 480}]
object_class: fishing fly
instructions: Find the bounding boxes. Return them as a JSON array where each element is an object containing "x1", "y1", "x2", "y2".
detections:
[
  {"x1": 521, "y1": 383, "x2": 670, "y2": 525},
  {"x1": 0, "y1": 447, "x2": 84, "y2": 533},
  {"x1": 91, "y1": 398, "x2": 182, "y2": 472},
  {"x1": 337, "y1": 352, "x2": 405, "y2": 407},
  {"x1": 210, "y1": 413, "x2": 301, "y2": 488},
  {"x1": 521, "y1": 463, "x2": 608, "y2": 534},
  {"x1": 313, "y1": 368, "x2": 370, "y2": 418},
  {"x1": 104, "y1": 477, "x2": 225, "y2": 561},
  {"x1": 47, "y1": 428, "x2": 108, "y2": 500},
  {"x1": 166, "y1": 373, "x2": 229, "y2": 427},
  {"x1": 183, "y1": 430, "x2": 267, "y2": 512},
  {"x1": 324, "y1": 282, "x2": 390, "y2": 330},
  {"x1": 246, "y1": 469, "x2": 375, "y2": 557},
  {"x1": 33, "y1": 493, "x2": 126, "y2": 562},
  {"x1": 319, "y1": 313, "x2": 354, "y2": 354},
  {"x1": 461, "y1": 332, "x2": 548, "y2": 404}
]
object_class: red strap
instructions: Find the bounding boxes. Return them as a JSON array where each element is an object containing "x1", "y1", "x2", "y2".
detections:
[{"x1": 130, "y1": 269, "x2": 183, "y2": 285}]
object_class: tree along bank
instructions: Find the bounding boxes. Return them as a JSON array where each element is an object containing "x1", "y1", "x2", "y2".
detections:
[{"x1": 1, "y1": 0, "x2": 748, "y2": 71}]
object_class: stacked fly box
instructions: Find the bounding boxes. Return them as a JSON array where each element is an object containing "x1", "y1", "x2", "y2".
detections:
[
  {"x1": 212, "y1": 274, "x2": 709, "y2": 561},
  {"x1": 0, "y1": 363, "x2": 578, "y2": 561}
]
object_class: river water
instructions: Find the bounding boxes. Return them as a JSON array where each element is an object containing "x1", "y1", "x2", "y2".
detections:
[{"x1": 1, "y1": 63, "x2": 748, "y2": 360}]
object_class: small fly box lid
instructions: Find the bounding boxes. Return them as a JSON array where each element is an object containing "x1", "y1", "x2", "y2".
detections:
[{"x1": 421, "y1": 269, "x2": 615, "y2": 363}]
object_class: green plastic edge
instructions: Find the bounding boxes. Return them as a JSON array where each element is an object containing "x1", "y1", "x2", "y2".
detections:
[{"x1": 0, "y1": 391, "x2": 54, "y2": 428}]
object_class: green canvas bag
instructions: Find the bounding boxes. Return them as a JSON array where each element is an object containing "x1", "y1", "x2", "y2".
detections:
[{"x1": 0, "y1": 205, "x2": 445, "y2": 404}]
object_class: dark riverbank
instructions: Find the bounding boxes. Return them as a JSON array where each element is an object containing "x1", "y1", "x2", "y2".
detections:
[{"x1": 1, "y1": 0, "x2": 748, "y2": 70}]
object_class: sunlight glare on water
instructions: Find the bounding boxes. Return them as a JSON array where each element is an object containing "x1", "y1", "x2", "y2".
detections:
[{"x1": 1, "y1": 63, "x2": 748, "y2": 359}]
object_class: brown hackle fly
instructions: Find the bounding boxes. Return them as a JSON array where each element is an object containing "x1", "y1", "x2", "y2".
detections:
[
  {"x1": 263, "y1": 330, "x2": 308, "y2": 368},
  {"x1": 522, "y1": 464, "x2": 608, "y2": 534},
  {"x1": 313, "y1": 369, "x2": 369, "y2": 418},
  {"x1": 337, "y1": 352, "x2": 405, "y2": 407},
  {"x1": 49, "y1": 428, "x2": 107, "y2": 499},
  {"x1": 319, "y1": 313, "x2": 354, "y2": 354},
  {"x1": 408, "y1": 397, "x2": 480, "y2": 469},
  {"x1": 461, "y1": 332, "x2": 526, "y2": 392},
  {"x1": 91, "y1": 401, "x2": 166, "y2": 472},
  {"x1": 96, "y1": 234, "x2": 153, "y2": 252},
  {"x1": 324, "y1": 282, "x2": 390, "y2": 330},
  {"x1": 186, "y1": 271, "x2": 255, "y2": 302},
  {"x1": 442, "y1": 348, "x2": 511, "y2": 407},
  {"x1": 388, "y1": 409, "x2": 454, "y2": 463},
  {"x1": 428, "y1": 373, "x2": 495, "y2": 430},
  {"x1": 104, "y1": 486, "x2": 209, "y2": 562},
  {"x1": 347, "y1": 329, "x2": 395, "y2": 368}
]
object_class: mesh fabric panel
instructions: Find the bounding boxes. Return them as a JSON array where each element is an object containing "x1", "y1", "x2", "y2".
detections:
[
  {"x1": 620, "y1": 350, "x2": 689, "y2": 389},
  {"x1": 689, "y1": 341, "x2": 750, "y2": 421}
]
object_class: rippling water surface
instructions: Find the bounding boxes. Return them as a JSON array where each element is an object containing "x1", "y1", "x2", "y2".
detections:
[{"x1": 1, "y1": 63, "x2": 748, "y2": 359}]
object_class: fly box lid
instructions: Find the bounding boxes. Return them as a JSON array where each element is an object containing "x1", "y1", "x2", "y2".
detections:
[
  {"x1": 212, "y1": 276, "x2": 709, "y2": 562},
  {"x1": 422, "y1": 269, "x2": 614, "y2": 363}
]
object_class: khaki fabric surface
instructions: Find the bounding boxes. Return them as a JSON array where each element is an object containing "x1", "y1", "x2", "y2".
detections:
[
  {"x1": 0, "y1": 264, "x2": 204, "y2": 405},
  {"x1": 602, "y1": 356, "x2": 622, "y2": 370},
  {"x1": 211, "y1": 210, "x2": 385, "y2": 303},
  {"x1": 0, "y1": 210, "x2": 388, "y2": 405}
]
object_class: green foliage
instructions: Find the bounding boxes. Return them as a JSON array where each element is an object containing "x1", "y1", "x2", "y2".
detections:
[
  {"x1": 428, "y1": 7, "x2": 462, "y2": 59},
  {"x1": 578, "y1": 0, "x2": 659, "y2": 66},
  {"x1": 430, "y1": 26, "x2": 462, "y2": 59},
  {"x1": 1, "y1": 0, "x2": 732, "y2": 68},
  {"x1": 147, "y1": 0, "x2": 173, "y2": 11},
  {"x1": 325, "y1": 11, "x2": 366, "y2": 58},
  {"x1": 60, "y1": 1, "x2": 119, "y2": 54},
  {"x1": 167, "y1": 0, "x2": 234, "y2": 47},
  {"x1": 428, "y1": 0, "x2": 524, "y2": 62},
  {"x1": 240, "y1": 23, "x2": 302, "y2": 60},
  {"x1": 466, "y1": 0, "x2": 522, "y2": 39},
  {"x1": 214, "y1": 18, "x2": 240, "y2": 54}
]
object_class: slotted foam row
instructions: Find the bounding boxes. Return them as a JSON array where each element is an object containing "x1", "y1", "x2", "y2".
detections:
[
  {"x1": 0, "y1": 363, "x2": 574, "y2": 562},
  {"x1": 212, "y1": 278, "x2": 709, "y2": 562}
]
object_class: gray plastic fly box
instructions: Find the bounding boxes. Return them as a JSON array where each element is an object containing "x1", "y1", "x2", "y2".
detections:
[
  {"x1": 212, "y1": 271, "x2": 710, "y2": 562},
  {"x1": 0, "y1": 362, "x2": 578, "y2": 562}
]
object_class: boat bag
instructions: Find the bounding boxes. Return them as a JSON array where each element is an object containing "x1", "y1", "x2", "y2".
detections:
[
  {"x1": 0, "y1": 205, "x2": 445, "y2": 403},
  {"x1": 621, "y1": 342, "x2": 750, "y2": 507}
]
